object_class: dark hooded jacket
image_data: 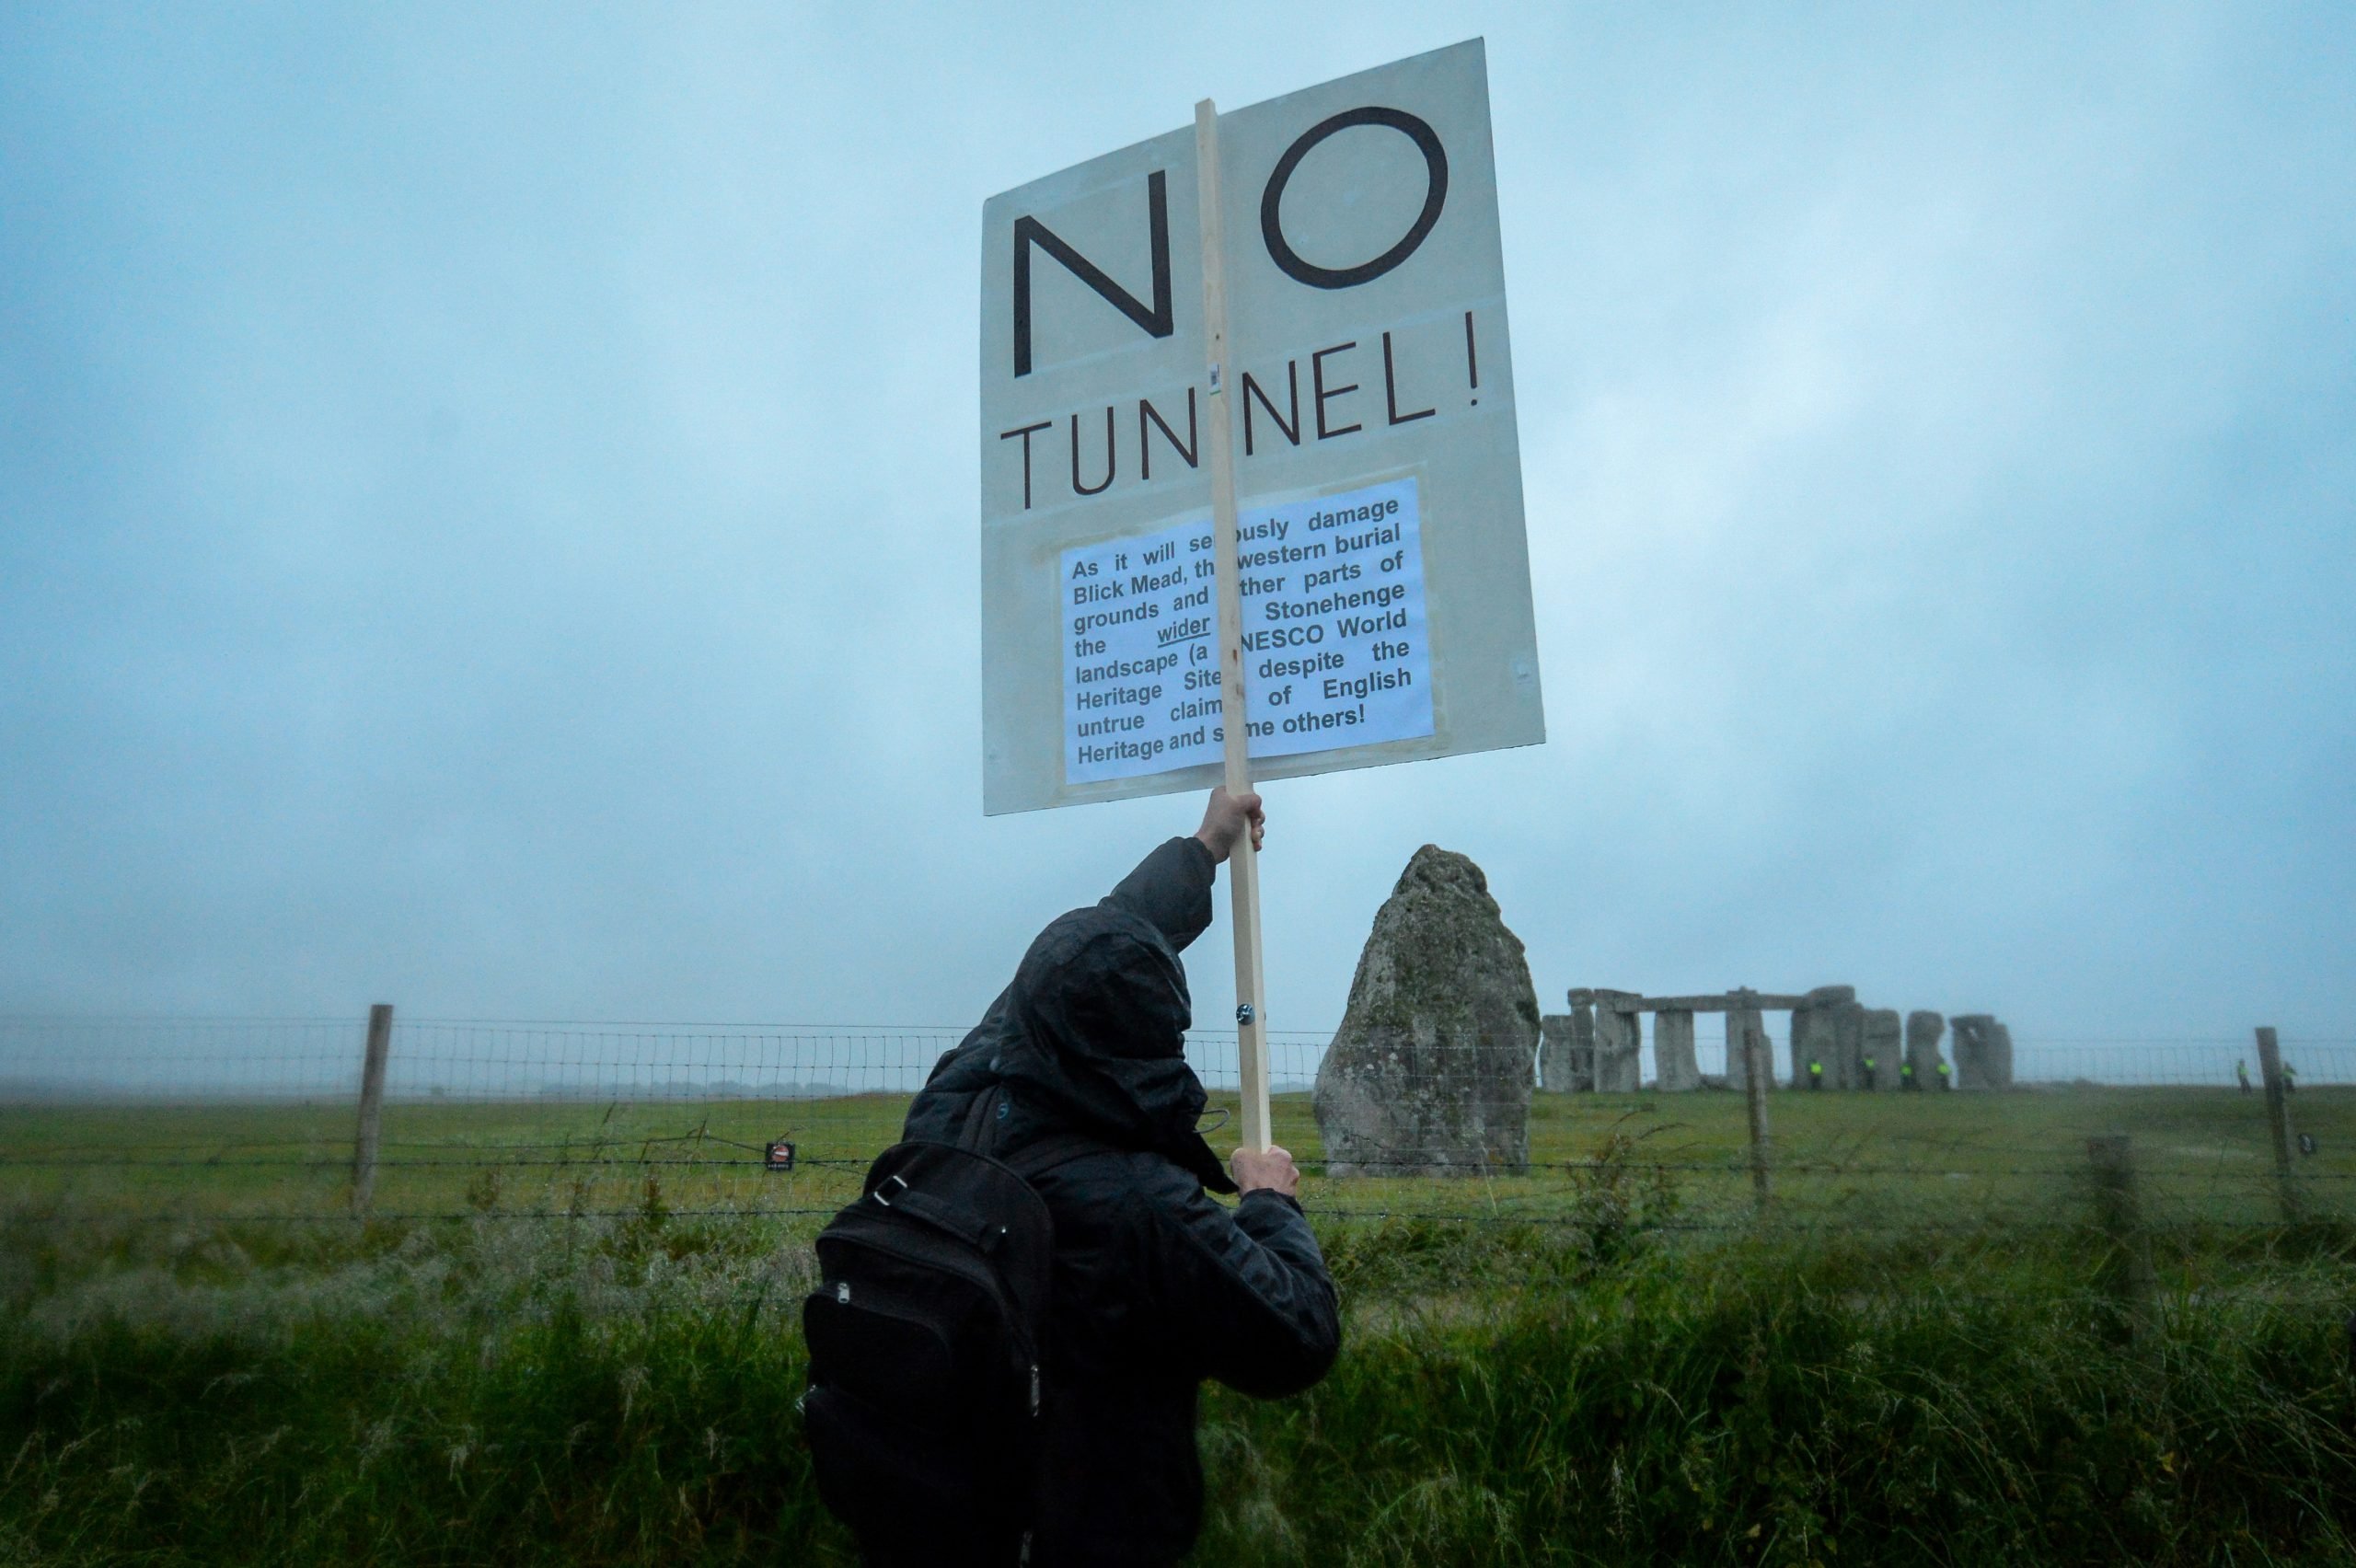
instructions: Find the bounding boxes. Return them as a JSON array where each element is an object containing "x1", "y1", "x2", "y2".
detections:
[{"x1": 899, "y1": 836, "x2": 1339, "y2": 1566}]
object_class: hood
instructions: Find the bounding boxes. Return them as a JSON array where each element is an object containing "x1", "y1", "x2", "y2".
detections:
[
  {"x1": 910, "y1": 901, "x2": 1233, "y2": 1194},
  {"x1": 993, "y1": 903, "x2": 1235, "y2": 1193}
]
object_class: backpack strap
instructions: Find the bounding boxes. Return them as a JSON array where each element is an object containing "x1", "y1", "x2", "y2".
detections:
[{"x1": 867, "y1": 1170, "x2": 1004, "y2": 1253}]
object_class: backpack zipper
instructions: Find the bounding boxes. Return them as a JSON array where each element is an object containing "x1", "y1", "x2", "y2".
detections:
[
  {"x1": 1029, "y1": 1363, "x2": 1041, "y2": 1417},
  {"x1": 820, "y1": 1233, "x2": 1037, "y2": 1361}
]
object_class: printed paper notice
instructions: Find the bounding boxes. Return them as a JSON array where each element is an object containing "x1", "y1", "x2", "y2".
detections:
[{"x1": 1062, "y1": 476, "x2": 1433, "y2": 784}]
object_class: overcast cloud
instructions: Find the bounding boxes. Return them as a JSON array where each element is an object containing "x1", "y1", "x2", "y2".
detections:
[{"x1": 3, "y1": 4, "x2": 2350, "y2": 1052}]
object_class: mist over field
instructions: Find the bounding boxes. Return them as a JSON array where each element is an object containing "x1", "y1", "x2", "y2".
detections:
[{"x1": 4, "y1": 3, "x2": 2350, "y2": 1056}]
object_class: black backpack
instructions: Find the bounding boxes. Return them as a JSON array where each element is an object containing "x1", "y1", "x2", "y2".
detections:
[{"x1": 801, "y1": 1097, "x2": 1097, "y2": 1563}]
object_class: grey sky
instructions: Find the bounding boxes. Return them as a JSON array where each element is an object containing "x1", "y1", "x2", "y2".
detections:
[{"x1": 4, "y1": 4, "x2": 2350, "y2": 1049}]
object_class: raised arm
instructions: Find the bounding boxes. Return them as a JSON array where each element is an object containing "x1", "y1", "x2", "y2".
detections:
[{"x1": 1099, "y1": 788, "x2": 1263, "y2": 951}]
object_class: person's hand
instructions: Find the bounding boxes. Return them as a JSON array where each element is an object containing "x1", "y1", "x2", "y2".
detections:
[
  {"x1": 1194, "y1": 787, "x2": 1265, "y2": 865},
  {"x1": 1230, "y1": 1144, "x2": 1299, "y2": 1199}
]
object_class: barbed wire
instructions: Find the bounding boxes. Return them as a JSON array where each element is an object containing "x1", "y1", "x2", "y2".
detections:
[
  {"x1": 4, "y1": 1018, "x2": 2341, "y2": 1235},
  {"x1": 0, "y1": 1206, "x2": 2345, "y2": 1243},
  {"x1": 1, "y1": 1152, "x2": 2348, "y2": 1182}
]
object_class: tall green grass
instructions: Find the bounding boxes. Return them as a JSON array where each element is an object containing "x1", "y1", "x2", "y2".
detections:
[
  {"x1": 3, "y1": 1159, "x2": 2352, "y2": 1563},
  {"x1": 1203, "y1": 1222, "x2": 2356, "y2": 1564},
  {"x1": 0, "y1": 1206, "x2": 849, "y2": 1564}
]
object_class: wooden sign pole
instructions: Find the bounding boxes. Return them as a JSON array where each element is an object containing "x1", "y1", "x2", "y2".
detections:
[{"x1": 1195, "y1": 98, "x2": 1272, "y2": 1152}]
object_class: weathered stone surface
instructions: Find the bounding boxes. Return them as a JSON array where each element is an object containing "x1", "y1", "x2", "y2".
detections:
[
  {"x1": 1951, "y1": 1015, "x2": 1991, "y2": 1088},
  {"x1": 1788, "y1": 985, "x2": 1857, "y2": 1089},
  {"x1": 1538, "y1": 1016, "x2": 1568, "y2": 1090},
  {"x1": 1831, "y1": 1002, "x2": 1865, "y2": 1089},
  {"x1": 1654, "y1": 1009, "x2": 1700, "y2": 1091},
  {"x1": 1860, "y1": 1009, "x2": 1900, "y2": 1091},
  {"x1": 1905, "y1": 1010, "x2": 1946, "y2": 1090},
  {"x1": 1313, "y1": 846, "x2": 1539, "y2": 1175},
  {"x1": 1951, "y1": 1014, "x2": 2014, "y2": 1090},
  {"x1": 1724, "y1": 995, "x2": 1767, "y2": 1090},
  {"x1": 1538, "y1": 1003, "x2": 1595, "y2": 1092},
  {"x1": 1591, "y1": 988, "x2": 1643, "y2": 1092}
]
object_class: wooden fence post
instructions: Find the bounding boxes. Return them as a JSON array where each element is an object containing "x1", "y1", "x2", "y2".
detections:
[
  {"x1": 1742, "y1": 1024, "x2": 1773, "y2": 1213},
  {"x1": 2086, "y1": 1134, "x2": 2154, "y2": 1339},
  {"x1": 351, "y1": 1003, "x2": 394, "y2": 1216},
  {"x1": 2255, "y1": 1026, "x2": 2300, "y2": 1220}
]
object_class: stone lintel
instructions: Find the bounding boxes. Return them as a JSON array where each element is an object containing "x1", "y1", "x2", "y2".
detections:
[{"x1": 1599, "y1": 992, "x2": 1809, "y2": 1014}]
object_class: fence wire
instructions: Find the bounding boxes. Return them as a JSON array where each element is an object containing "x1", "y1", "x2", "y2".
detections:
[{"x1": 0, "y1": 1015, "x2": 2347, "y2": 1235}]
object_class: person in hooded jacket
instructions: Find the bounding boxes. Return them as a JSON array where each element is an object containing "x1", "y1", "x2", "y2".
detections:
[{"x1": 895, "y1": 787, "x2": 1339, "y2": 1567}]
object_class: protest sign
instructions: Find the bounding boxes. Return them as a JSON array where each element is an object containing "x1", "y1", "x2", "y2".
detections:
[
  {"x1": 980, "y1": 39, "x2": 1542, "y2": 814},
  {"x1": 978, "y1": 40, "x2": 1544, "y2": 1145}
]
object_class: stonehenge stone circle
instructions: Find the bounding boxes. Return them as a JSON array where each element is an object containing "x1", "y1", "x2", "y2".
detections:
[
  {"x1": 1539, "y1": 1015, "x2": 1572, "y2": 1090},
  {"x1": 1538, "y1": 1000, "x2": 1595, "y2": 1092},
  {"x1": 1566, "y1": 989, "x2": 1598, "y2": 1091},
  {"x1": 1654, "y1": 1009, "x2": 1701, "y2": 1092},
  {"x1": 1535, "y1": 987, "x2": 1995, "y2": 1092},
  {"x1": 1950, "y1": 1014, "x2": 2015, "y2": 1090},
  {"x1": 1860, "y1": 1009, "x2": 1901, "y2": 1091},
  {"x1": 1833, "y1": 1000, "x2": 1866, "y2": 1090},
  {"x1": 1725, "y1": 996, "x2": 1767, "y2": 1090},
  {"x1": 1590, "y1": 989, "x2": 1644, "y2": 1092},
  {"x1": 1951, "y1": 1015, "x2": 1992, "y2": 1088},
  {"x1": 1788, "y1": 985, "x2": 1858, "y2": 1089},
  {"x1": 1313, "y1": 846, "x2": 1539, "y2": 1175},
  {"x1": 1905, "y1": 1010, "x2": 1946, "y2": 1088}
]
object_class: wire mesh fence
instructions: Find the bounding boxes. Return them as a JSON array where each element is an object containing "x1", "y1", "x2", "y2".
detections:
[
  {"x1": 1, "y1": 1012, "x2": 2348, "y2": 1243},
  {"x1": 6, "y1": 1013, "x2": 2349, "y2": 1100}
]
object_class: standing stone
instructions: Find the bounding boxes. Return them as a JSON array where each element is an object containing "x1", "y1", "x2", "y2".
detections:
[
  {"x1": 1654, "y1": 1009, "x2": 1700, "y2": 1091},
  {"x1": 1538, "y1": 994, "x2": 1597, "y2": 1092},
  {"x1": 1904, "y1": 1010, "x2": 1946, "y2": 1089},
  {"x1": 1951, "y1": 1014, "x2": 2013, "y2": 1090},
  {"x1": 1788, "y1": 985, "x2": 1857, "y2": 1089},
  {"x1": 1831, "y1": 1001, "x2": 1865, "y2": 1090},
  {"x1": 1591, "y1": 990, "x2": 1643, "y2": 1092},
  {"x1": 1567, "y1": 990, "x2": 1597, "y2": 1090},
  {"x1": 1725, "y1": 992, "x2": 1766, "y2": 1090},
  {"x1": 1950, "y1": 1015, "x2": 1988, "y2": 1088},
  {"x1": 1313, "y1": 846, "x2": 1540, "y2": 1175},
  {"x1": 1539, "y1": 1016, "x2": 1571, "y2": 1091},
  {"x1": 1860, "y1": 1009, "x2": 1900, "y2": 1091}
]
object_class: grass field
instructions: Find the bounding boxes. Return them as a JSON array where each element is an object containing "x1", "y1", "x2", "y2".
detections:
[
  {"x1": 3, "y1": 1087, "x2": 2352, "y2": 1564},
  {"x1": 3, "y1": 1082, "x2": 2348, "y2": 1229}
]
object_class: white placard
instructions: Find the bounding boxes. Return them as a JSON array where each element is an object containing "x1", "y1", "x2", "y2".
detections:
[
  {"x1": 1062, "y1": 477, "x2": 1433, "y2": 783},
  {"x1": 980, "y1": 40, "x2": 1543, "y2": 813}
]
